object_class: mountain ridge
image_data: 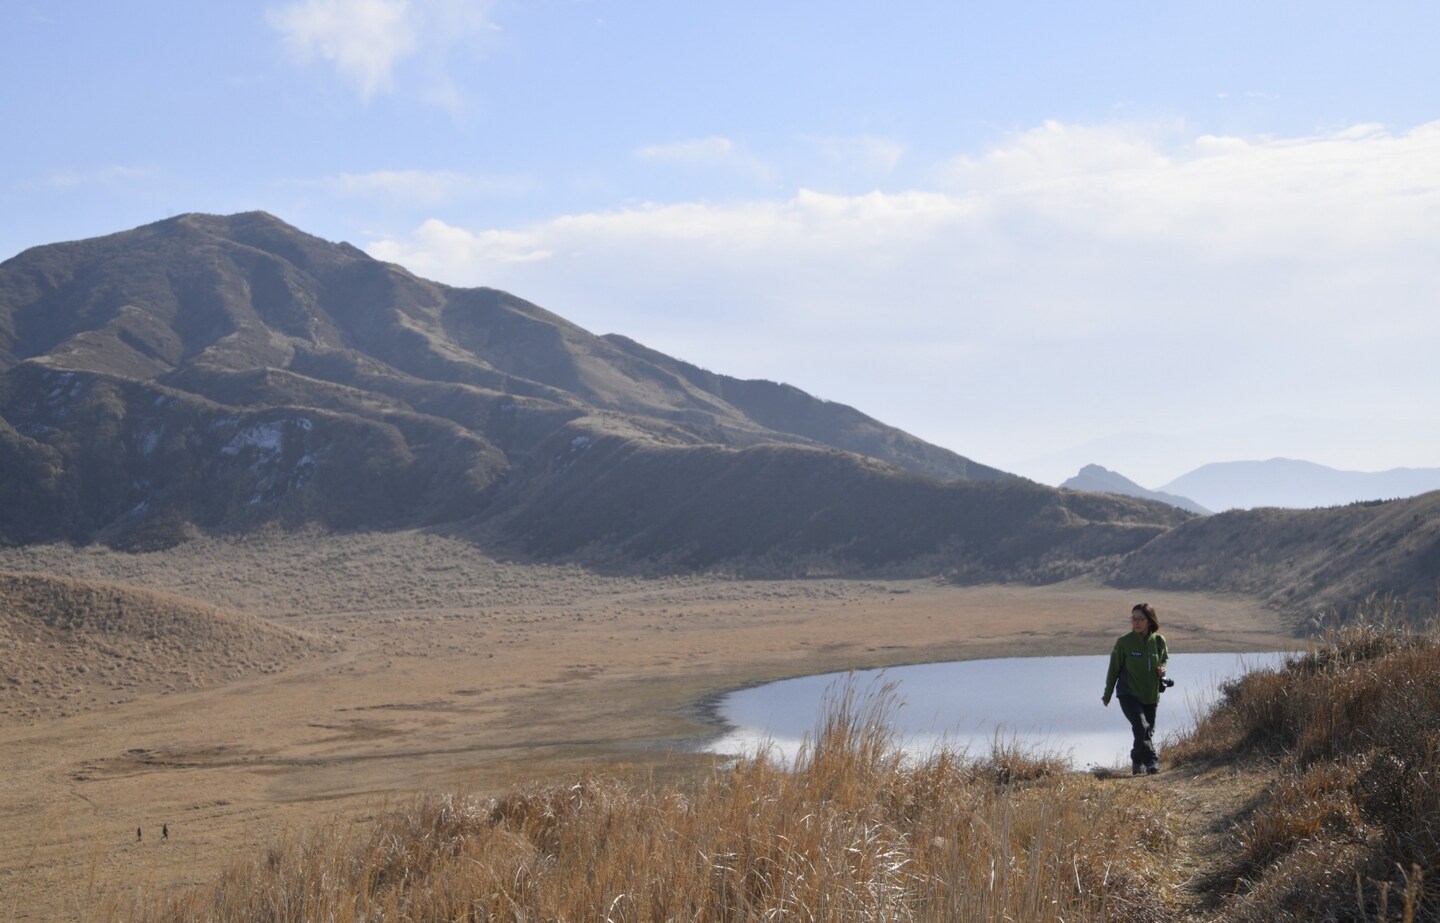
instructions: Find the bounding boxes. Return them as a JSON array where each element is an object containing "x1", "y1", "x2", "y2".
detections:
[
  {"x1": 2, "y1": 212, "x2": 1181, "y2": 581},
  {"x1": 6, "y1": 212, "x2": 1437, "y2": 619}
]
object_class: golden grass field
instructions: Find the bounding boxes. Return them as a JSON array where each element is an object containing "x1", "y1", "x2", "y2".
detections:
[{"x1": 0, "y1": 528, "x2": 1298, "y2": 921}]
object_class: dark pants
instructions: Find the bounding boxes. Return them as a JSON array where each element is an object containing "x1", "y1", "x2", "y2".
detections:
[{"x1": 1118, "y1": 694, "x2": 1158, "y2": 768}]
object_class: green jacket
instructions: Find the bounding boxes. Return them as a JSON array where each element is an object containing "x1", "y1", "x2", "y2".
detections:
[{"x1": 1103, "y1": 631, "x2": 1169, "y2": 705}]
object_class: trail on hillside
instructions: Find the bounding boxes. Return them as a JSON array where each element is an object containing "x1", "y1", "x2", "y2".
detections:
[{"x1": 1158, "y1": 764, "x2": 1268, "y2": 923}]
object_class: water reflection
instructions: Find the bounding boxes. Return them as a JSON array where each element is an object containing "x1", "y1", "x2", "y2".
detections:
[{"x1": 709, "y1": 651, "x2": 1289, "y2": 769}]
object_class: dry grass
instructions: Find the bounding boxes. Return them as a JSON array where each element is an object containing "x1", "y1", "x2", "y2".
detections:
[
  {"x1": 1168, "y1": 600, "x2": 1440, "y2": 921},
  {"x1": 101, "y1": 684, "x2": 1174, "y2": 923},
  {"x1": 92, "y1": 602, "x2": 1438, "y2": 923}
]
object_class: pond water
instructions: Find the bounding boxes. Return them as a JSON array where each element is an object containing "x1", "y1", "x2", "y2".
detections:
[{"x1": 708, "y1": 651, "x2": 1291, "y2": 769}]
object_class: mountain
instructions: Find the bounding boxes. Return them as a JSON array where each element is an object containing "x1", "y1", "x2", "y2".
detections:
[
  {"x1": 0, "y1": 212, "x2": 1187, "y2": 577},
  {"x1": 1060, "y1": 464, "x2": 1210, "y2": 515},
  {"x1": 1108, "y1": 490, "x2": 1440, "y2": 621},
  {"x1": 1159, "y1": 458, "x2": 1440, "y2": 511}
]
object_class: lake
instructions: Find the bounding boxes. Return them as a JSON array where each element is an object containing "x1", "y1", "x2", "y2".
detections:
[{"x1": 708, "y1": 651, "x2": 1291, "y2": 769}]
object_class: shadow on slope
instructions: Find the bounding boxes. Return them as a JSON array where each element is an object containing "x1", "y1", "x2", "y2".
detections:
[{"x1": 482, "y1": 431, "x2": 1190, "y2": 579}]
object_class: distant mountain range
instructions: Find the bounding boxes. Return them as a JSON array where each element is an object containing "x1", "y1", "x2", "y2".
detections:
[
  {"x1": 1064, "y1": 459, "x2": 1440, "y2": 513},
  {"x1": 1061, "y1": 465, "x2": 1210, "y2": 515},
  {"x1": 2, "y1": 212, "x2": 1437, "y2": 619},
  {"x1": 1158, "y1": 459, "x2": 1440, "y2": 512}
]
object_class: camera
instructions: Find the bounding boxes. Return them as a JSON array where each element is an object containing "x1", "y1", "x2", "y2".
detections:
[{"x1": 1157, "y1": 677, "x2": 1176, "y2": 693}]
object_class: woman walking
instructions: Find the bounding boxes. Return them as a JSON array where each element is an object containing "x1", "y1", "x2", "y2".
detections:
[{"x1": 1101, "y1": 603, "x2": 1169, "y2": 774}]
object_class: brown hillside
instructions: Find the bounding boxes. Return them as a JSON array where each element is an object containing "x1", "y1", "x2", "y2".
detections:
[{"x1": 0, "y1": 572, "x2": 333, "y2": 724}]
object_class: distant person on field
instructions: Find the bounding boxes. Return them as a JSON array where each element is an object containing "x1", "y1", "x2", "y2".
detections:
[{"x1": 1101, "y1": 602, "x2": 1169, "y2": 775}]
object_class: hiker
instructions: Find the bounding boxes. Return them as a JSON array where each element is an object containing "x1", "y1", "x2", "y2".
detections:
[
  {"x1": 162, "y1": 823, "x2": 168, "y2": 840},
  {"x1": 1101, "y1": 602, "x2": 1169, "y2": 774},
  {"x1": 136, "y1": 826, "x2": 142, "y2": 842}
]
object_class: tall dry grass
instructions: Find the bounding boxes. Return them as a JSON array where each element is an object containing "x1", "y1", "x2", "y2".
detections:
[
  {"x1": 1169, "y1": 600, "x2": 1440, "y2": 922},
  {"x1": 103, "y1": 684, "x2": 1173, "y2": 922}
]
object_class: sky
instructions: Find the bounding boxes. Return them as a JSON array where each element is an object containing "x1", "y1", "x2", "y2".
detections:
[{"x1": 3, "y1": 1, "x2": 1438, "y2": 487}]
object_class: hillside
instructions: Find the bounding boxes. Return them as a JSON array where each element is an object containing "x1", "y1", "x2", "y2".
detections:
[
  {"x1": 0, "y1": 572, "x2": 331, "y2": 723},
  {"x1": 1108, "y1": 490, "x2": 1440, "y2": 621},
  {"x1": 0, "y1": 212, "x2": 1185, "y2": 577}
]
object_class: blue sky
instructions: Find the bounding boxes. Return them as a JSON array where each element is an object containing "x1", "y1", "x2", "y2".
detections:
[{"x1": 4, "y1": 1, "x2": 1438, "y2": 486}]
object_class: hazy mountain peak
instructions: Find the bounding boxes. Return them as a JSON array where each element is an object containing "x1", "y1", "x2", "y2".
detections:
[
  {"x1": 1061, "y1": 464, "x2": 1210, "y2": 515},
  {"x1": 1160, "y1": 458, "x2": 1440, "y2": 511}
]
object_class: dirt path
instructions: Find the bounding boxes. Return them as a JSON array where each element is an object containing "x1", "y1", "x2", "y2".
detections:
[{"x1": 1157, "y1": 762, "x2": 1269, "y2": 922}]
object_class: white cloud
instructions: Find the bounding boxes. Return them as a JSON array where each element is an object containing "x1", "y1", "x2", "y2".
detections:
[
  {"x1": 371, "y1": 218, "x2": 551, "y2": 268},
  {"x1": 940, "y1": 120, "x2": 1175, "y2": 192},
  {"x1": 268, "y1": 0, "x2": 497, "y2": 102},
  {"x1": 268, "y1": 0, "x2": 415, "y2": 100},
  {"x1": 367, "y1": 120, "x2": 1440, "y2": 476}
]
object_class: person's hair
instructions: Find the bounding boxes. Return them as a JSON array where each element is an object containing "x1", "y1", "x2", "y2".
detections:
[{"x1": 1132, "y1": 602, "x2": 1159, "y2": 635}]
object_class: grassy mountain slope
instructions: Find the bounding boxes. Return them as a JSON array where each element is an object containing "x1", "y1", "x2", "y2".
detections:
[{"x1": 1108, "y1": 490, "x2": 1440, "y2": 620}]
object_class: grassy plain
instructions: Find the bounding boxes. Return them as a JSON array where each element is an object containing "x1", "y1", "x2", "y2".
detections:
[{"x1": 0, "y1": 528, "x2": 1296, "y2": 921}]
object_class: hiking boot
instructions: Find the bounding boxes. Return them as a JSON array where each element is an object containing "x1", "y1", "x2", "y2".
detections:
[
  {"x1": 1132, "y1": 762, "x2": 1144, "y2": 776},
  {"x1": 1145, "y1": 763, "x2": 1160, "y2": 775}
]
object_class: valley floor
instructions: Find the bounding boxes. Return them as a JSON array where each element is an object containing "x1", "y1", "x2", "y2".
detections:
[{"x1": 0, "y1": 529, "x2": 1297, "y2": 921}]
